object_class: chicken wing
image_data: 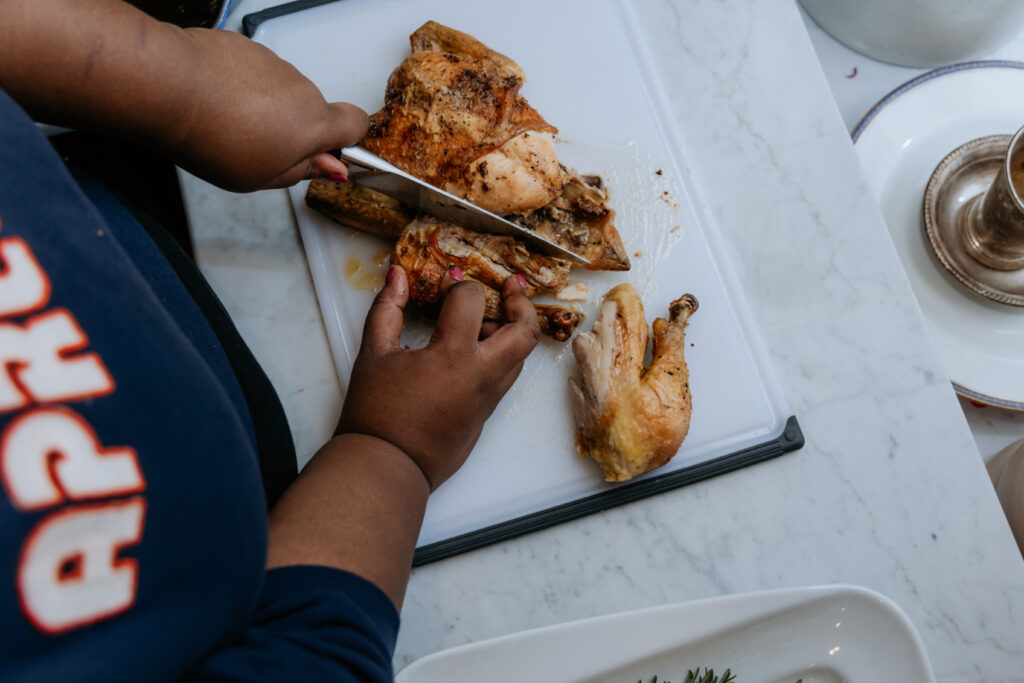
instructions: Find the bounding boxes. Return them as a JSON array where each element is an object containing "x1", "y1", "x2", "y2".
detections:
[{"x1": 571, "y1": 284, "x2": 698, "y2": 482}]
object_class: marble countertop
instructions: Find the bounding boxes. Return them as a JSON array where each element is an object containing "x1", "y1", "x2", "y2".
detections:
[
  {"x1": 799, "y1": 6, "x2": 1024, "y2": 463},
  {"x1": 180, "y1": 1, "x2": 1024, "y2": 679}
]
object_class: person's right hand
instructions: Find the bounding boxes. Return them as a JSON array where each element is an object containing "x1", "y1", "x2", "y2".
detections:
[
  {"x1": 337, "y1": 266, "x2": 542, "y2": 490},
  {"x1": 0, "y1": 0, "x2": 367, "y2": 193},
  {"x1": 167, "y1": 28, "x2": 368, "y2": 191}
]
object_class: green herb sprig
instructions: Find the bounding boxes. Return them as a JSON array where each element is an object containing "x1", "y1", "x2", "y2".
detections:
[
  {"x1": 684, "y1": 669, "x2": 735, "y2": 683},
  {"x1": 637, "y1": 669, "x2": 803, "y2": 683},
  {"x1": 637, "y1": 669, "x2": 736, "y2": 683}
]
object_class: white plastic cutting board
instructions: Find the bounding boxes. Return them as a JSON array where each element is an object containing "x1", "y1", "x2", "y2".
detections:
[{"x1": 252, "y1": 0, "x2": 792, "y2": 549}]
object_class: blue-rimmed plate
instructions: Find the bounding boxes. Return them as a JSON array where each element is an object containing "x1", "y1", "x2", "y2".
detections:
[{"x1": 853, "y1": 61, "x2": 1024, "y2": 411}]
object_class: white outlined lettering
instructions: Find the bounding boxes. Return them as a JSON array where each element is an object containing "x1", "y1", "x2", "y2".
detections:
[
  {"x1": 1, "y1": 407, "x2": 143, "y2": 511},
  {"x1": 0, "y1": 309, "x2": 114, "y2": 412},
  {"x1": 0, "y1": 237, "x2": 51, "y2": 318},
  {"x1": 17, "y1": 498, "x2": 146, "y2": 635}
]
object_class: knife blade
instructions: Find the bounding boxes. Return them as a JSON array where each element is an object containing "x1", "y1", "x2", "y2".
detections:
[{"x1": 337, "y1": 146, "x2": 589, "y2": 264}]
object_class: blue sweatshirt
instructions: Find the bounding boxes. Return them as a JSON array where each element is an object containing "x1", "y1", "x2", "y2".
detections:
[{"x1": 0, "y1": 90, "x2": 398, "y2": 682}]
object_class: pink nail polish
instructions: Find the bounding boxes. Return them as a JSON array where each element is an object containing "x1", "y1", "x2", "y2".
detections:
[
  {"x1": 385, "y1": 266, "x2": 395, "y2": 283},
  {"x1": 449, "y1": 266, "x2": 464, "y2": 281},
  {"x1": 328, "y1": 173, "x2": 348, "y2": 183},
  {"x1": 515, "y1": 274, "x2": 527, "y2": 289}
]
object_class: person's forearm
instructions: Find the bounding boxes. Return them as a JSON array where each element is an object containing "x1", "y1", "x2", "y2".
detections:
[
  {"x1": 0, "y1": 0, "x2": 366, "y2": 190},
  {"x1": 0, "y1": 0, "x2": 201, "y2": 146},
  {"x1": 265, "y1": 433, "x2": 431, "y2": 609}
]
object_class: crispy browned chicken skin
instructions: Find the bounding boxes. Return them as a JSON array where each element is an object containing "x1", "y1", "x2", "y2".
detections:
[
  {"x1": 364, "y1": 21, "x2": 561, "y2": 216},
  {"x1": 571, "y1": 284, "x2": 698, "y2": 481},
  {"x1": 392, "y1": 216, "x2": 581, "y2": 341},
  {"x1": 362, "y1": 21, "x2": 630, "y2": 271}
]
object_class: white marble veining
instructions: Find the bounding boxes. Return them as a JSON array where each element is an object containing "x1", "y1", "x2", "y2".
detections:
[
  {"x1": 180, "y1": 0, "x2": 1024, "y2": 679},
  {"x1": 800, "y1": 7, "x2": 1024, "y2": 463}
]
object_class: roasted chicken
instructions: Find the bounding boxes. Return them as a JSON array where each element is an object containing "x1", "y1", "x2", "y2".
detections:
[
  {"x1": 305, "y1": 178, "x2": 582, "y2": 341},
  {"x1": 511, "y1": 171, "x2": 629, "y2": 271},
  {"x1": 363, "y1": 21, "x2": 630, "y2": 271},
  {"x1": 392, "y1": 216, "x2": 580, "y2": 341},
  {"x1": 364, "y1": 21, "x2": 561, "y2": 216},
  {"x1": 571, "y1": 284, "x2": 698, "y2": 482}
]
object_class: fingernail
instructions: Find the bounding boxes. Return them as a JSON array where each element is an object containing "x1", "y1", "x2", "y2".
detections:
[
  {"x1": 385, "y1": 265, "x2": 395, "y2": 284},
  {"x1": 328, "y1": 173, "x2": 348, "y2": 183},
  {"x1": 515, "y1": 274, "x2": 527, "y2": 289},
  {"x1": 449, "y1": 266, "x2": 464, "y2": 281}
]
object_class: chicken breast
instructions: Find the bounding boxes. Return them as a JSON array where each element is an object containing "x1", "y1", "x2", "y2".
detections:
[
  {"x1": 361, "y1": 21, "x2": 632, "y2": 269},
  {"x1": 364, "y1": 23, "x2": 560, "y2": 215},
  {"x1": 512, "y1": 171, "x2": 630, "y2": 271},
  {"x1": 571, "y1": 284, "x2": 698, "y2": 482}
]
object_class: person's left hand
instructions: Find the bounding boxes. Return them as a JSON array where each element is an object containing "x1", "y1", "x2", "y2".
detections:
[
  {"x1": 337, "y1": 266, "x2": 542, "y2": 490},
  {"x1": 165, "y1": 28, "x2": 368, "y2": 191}
]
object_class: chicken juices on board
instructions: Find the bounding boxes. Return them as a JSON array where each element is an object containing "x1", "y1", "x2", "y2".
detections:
[{"x1": 571, "y1": 284, "x2": 698, "y2": 482}]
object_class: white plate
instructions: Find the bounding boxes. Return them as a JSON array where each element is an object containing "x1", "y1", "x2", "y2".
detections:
[
  {"x1": 252, "y1": 0, "x2": 793, "y2": 551},
  {"x1": 853, "y1": 61, "x2": 1024, "y2": 411},
  {"x1": 395, "y1": 584, "x2": 936, "y2": 683}
]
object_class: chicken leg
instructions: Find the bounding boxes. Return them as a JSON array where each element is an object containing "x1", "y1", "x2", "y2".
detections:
[{"x1": 571, "y1": 284, "x2": 698, "y2": 482}]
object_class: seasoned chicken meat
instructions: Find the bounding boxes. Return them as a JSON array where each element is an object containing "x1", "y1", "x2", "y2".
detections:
[
  {"x1": 571, "y1": 284, "x2": 698, "y2": 482},
  {"x1": 304, "y1": 179, "x2": 581, "y2": 341},
  {"x1": 364, "y1": 21, "x2": 560, "y2": 215},
  {"x1": 362, "y1": 21, "x2": 631, "y2": 270},
  {"x1": 394, "y1": 216, "x2": 572, "y2": 295},
  {"x1": 393, "y1": 216, "x2": 581, "y2": 341},
  {"x1": 452, "y1": 131, "x2": 562, "y2": 218},
  {"x1": 512, "y1": 171, "x2": 630, "y2": 271}
]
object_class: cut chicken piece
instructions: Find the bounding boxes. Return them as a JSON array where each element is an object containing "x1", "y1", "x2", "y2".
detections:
[
  {"x1": 571, "y1": 284, "x2": 698, "y2": 482},
  {"x1": 304, "y1": 179, "x2": 581, "y2": 340},
  {"x1": 512, "y1": 171, "x2": 630, "y2": 271},
  {"x1": 391, "y1": 216, "x2": 581, "y2": 342},
  {"x1": 305, "y1": 177, "x2": 412, "y2": 239},
  {"x1": 447, "y1": 131, "x2": 562, "y2": 216},
  {"x1": 363, "y1": 24, "x2": 559, "y2": 215},
  {"x1": 307, "y1": 169, "x2": 629, "y2": 273},
  {"x1": 362, "y1": 21, "x2": 631, "y2": 268},
  {"x1": 395, "y1": 216, "x2": 571, "y2": 295},
  {"x1": 306, "y1": 181, "x2": 574, "y2": 294},
  {"x1": 393, "y1": 217, "x2": 581, "y2": 341},
  {"x1": 386, "y1": 21, "x2": 562, "y2": 216},
  {"x1": 410, "y1": 20, "x2": 525, "y2": 80}
]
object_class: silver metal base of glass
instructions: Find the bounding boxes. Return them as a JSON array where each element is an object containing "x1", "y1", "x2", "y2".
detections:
[{"x1": 923, "y1": 134, "x2": 1024, "y2": 307}]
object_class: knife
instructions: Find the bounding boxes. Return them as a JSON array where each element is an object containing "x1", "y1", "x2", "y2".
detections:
[{"x1": 337, "y1": 146, "x2": 589, "y2": 264}]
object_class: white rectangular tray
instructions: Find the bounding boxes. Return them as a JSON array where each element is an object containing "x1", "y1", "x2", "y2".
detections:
[
  {"x1": 250, "y1": 0, "x2": 800, "y2": 562},
  {"x1": 395, "y1": 585, "x2": 936, "y2": 683}
]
